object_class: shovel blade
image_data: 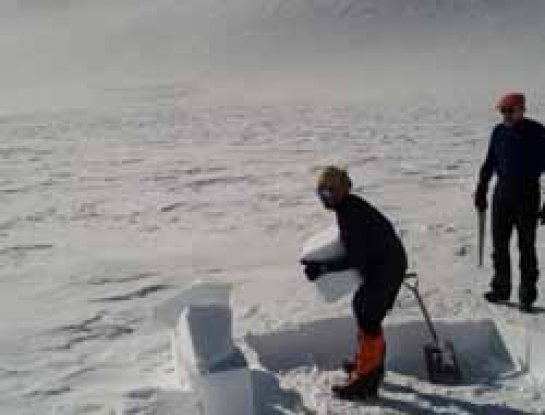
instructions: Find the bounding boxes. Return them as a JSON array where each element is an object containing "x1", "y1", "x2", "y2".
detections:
[{"x1": 423, "y1": 341, "x2": 462, "y2": 385}]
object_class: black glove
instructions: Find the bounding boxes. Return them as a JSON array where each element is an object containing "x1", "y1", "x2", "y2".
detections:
[
  {"x1": 539, "y1": 204, "x2": 545, "y2": 226},
  {"x1": 301, "y1": 260, "x2": 328, "y2": 282},
  {"x1": 474, "y1": 182, "x2": 488, "y2": 212}
]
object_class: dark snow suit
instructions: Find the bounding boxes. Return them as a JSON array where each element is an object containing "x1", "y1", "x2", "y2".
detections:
[
  {"x1": 328, "y1": 194, "x2": 407, "y2": 334},
  {"x1": 478, "y1": 118, "x2": 545, "y2": 303}
]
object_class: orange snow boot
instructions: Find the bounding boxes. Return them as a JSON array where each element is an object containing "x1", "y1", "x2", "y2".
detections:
[
  {"x1": 333, "y1": 330, "x2": 386, "y2": 401},
  {"x1": 342, "y1": 330, "x2": 363, "y2": 377}
]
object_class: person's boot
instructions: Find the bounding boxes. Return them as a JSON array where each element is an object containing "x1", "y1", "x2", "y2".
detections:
[
  {"x1": 332, "y1": 330, "x2": 385, "y2": 401},
  {"x1": 342, "y1": 360, "x2": 356, "y2": 375},
  {"x1": 333, "y1": 364, "x2": 384, "y2": 400},
  {"x1": 519, "y1": 301, "x2": 534, "y2": 313},
  {"x1": 484, "y1": 289, "x2": 510, "y2": 304},
  {"x1": 519, "y1": 284, "x2": 537, "y2": 313}
]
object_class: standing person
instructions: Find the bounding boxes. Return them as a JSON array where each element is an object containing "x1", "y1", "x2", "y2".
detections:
[
  {"x1": 301, "y1": 166, "x2": 407, "y2": 400},
  {"x1": 474, "y1": 93, "x2": 545, "y2": 313}
]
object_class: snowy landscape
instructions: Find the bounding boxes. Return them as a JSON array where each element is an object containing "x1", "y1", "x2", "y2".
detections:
[{"x1": 1, "y1": 0, "x2": 545, "y2": 413}]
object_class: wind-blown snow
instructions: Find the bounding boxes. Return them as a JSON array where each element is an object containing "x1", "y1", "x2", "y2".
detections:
[{"x1": 1, "y1": 0, "x2": 545, "y2": 414}]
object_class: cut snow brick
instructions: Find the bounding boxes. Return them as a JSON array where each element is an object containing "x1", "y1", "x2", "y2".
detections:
[
  {"x1": 301, "y1": 227, "x2": 360, "y2": 302},
  {"x1": 165, "y1": 282, "x2": 255, "y2": 415},
  {"x1": 301, "y1": 226, "x2": 345, "y2": 262},
  {"x1": 196, "y1": 366, "x2": 254, "y2": 415},
  {"x1": 195, "y1": 349, "x2": 254, "y2": 415},
  {"x1": 172, "y1": 305, "x2": 235, "y2": 379},
  {"x1": 314, "y1": 269, "x2": 361, "y2": 303},
  {"x1": 154, "y1": 282, "x2": 231, "y2": 328}
]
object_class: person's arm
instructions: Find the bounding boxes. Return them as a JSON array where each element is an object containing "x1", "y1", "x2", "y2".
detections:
[
  {"x1": 479, "y1": 132, "x2": 497, "y2": 186},
  {"x1": 538, "y1": 123, "x2": 545, "y2": 224},
  {"x1": 321, "y1": 255, "x2": 352, "y2": 272},
  {"x1": 539, "y1": 123, "x2": 545, "y2": 174},
  {"x1": 474, "y1": 131, "x2": 497, "y2": 211},
  {"x1": 300, "y1": 253, "x2": 352, "y2": 281}
]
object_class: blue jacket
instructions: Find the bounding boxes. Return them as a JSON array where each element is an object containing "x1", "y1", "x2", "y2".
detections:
[{"x1": 479, "y1": 118, "x2": 545, "y2": 186}]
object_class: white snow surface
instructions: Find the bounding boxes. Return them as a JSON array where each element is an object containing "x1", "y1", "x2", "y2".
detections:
[{"x1": 2, "y1": 0, "x2": 545, "y2": 413}]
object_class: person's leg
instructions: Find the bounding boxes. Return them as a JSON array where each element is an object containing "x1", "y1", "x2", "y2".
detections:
[
  {"x1": 352, "y1": 284, "x2": 366, "y2": 332},
  {"x1": 334, "y1": 284, "x2": 386, "y2": 400},
  {"x1": 343, "y1": 285, "x2": 366, "y2": 374},
  {"x1": 335, "y1": 261, "x2": 404, "y2": 400},
  {"x1": 489, "y1": 187, "x2": 515, "y2": 300},
  {"x1": 353, "y1": 266, "x2": 403, "y2": 377},
  {"x1": 355, "y1": 251, "x2": 406, "y2": 334},
  {"x1": 516, "y1": 190, "x2": 540, "y2": 308}
]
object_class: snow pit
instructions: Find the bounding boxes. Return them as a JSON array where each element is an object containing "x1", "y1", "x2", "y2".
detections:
[{"x1": 246, "y1": 317, "x2": 518, "y2": 384}]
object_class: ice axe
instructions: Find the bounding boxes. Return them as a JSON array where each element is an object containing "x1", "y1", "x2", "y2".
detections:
[
  {"x1": 478, "y1": 210, "x2": 486, "y2": 268},
  {"x1": 403, "y1": 273, "x2": 462, "y2": 385}
]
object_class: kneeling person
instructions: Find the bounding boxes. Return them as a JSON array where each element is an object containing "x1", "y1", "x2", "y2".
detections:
[{"x1": 302, "y1": 166, "x2": 407, "y2": 400}]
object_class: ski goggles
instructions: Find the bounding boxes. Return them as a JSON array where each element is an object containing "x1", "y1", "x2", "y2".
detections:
[{"x1": 316, "y1": 187, "x2": 335, "y2": 204}]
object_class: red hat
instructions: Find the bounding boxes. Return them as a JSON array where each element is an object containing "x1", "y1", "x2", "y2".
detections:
[{"x1": 497, "y1": 93, "x2": 525, "y2": 109}]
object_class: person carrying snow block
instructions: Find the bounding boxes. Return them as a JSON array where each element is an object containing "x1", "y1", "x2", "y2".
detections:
[
  {"x1": 301, "y1": 166, "x2": 407, "y2": 401},
  {"x1": 474, "y1": 93, "x2": 545, "y2": 313}
]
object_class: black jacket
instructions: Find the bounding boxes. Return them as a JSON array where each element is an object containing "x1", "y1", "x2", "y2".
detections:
[
  {"x1": 479, "y1": 118, "x2": 545, "y2": 186},
  {"x1": 332, "y1": 194, "x2": 406, "y2": 282}
]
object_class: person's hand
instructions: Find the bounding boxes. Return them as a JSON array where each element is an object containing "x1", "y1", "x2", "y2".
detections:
[
  {"x1": 474, "y1": 183, "x2": 488, "y2": 212},
  {"x1": 539, "y1": 204, "x2": 545, "y2": 226},
  {"x1": 301, "y1": 260, "x2": 327, "y2": 282}
]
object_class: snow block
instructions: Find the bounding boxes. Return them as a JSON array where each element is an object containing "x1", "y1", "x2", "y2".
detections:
[
  {"x1": 154, "y1": 281, "x2": 231, "y2": 328},
  {"x1": 301, "y1": 226, "x2": 345, "y2": 262},
  {"x1": 172, "y1": 305, "x2": 235, "y2": 378},
  {"x1": 314, "y1": 270, "x2": 361, "y2": 303},
  {"x1": 195, "y1": 349, "x2": 255, "y2": 415},
  {"x1": 164, "y1": 282, "x2": 255, "y2": 415},
  {"x1": 301, "y1": 226, "x2": 360, "y2": 303},
  {"x1": 196, "y1": 367, "x2": 254, "y2": 415}
]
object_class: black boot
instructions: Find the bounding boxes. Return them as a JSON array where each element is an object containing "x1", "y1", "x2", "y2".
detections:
[
  {"x1": 519, "y1": 301, "x2": 534, "y2": 313},
  {"x1": 342, "y1": 359, "x2": 356, "y2": 374},
  {"x1": 332, "y1": 364, "x2": 384, "y2": 401},
  {"x1": 484, "y1": 289, "x2": 510, "y2": 304},
  {"x1": 519, "y1": 284, "x2": 537, "y2": 314}
]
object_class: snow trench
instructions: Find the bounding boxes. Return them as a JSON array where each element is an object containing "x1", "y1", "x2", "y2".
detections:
[{"x1": 246, "y1": 317, "x2": 522, "y2": 384}]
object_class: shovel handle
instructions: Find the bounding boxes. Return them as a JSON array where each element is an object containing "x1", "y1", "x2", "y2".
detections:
[{"x1": 402, "y1": 276, "x2": 440, "y2": 346}]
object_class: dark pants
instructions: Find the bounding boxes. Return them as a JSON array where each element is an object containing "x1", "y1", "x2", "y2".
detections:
[
  {"x1": 353, "y1": 252, "x2": 406, "y2": 334},
  {"x1": 491, "y1": 181, "x2": 540, "y2": 303}
]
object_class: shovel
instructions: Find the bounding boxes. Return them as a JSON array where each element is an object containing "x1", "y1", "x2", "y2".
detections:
[{"x1": 403, "y1": 273, "x2": 462, "y2": 385}]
